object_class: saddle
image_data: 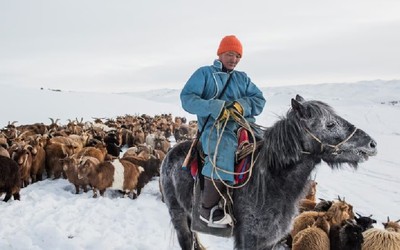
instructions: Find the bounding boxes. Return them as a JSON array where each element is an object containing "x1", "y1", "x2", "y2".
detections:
[{"x1": 187, "y1": 127, "x2": 262, "y2": 185}]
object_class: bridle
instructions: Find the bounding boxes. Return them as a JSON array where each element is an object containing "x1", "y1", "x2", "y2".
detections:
[{"x1": 303, "y1": 127, "x2": 358, "y2": 155}]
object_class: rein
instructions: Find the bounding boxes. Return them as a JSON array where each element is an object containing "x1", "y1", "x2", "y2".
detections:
[
  {"x1": 208, "y1": 110, "x2": 258, "y2": 189},
  {"x1": 303, "y1": 127, "x2": 358, "y2": 155}
]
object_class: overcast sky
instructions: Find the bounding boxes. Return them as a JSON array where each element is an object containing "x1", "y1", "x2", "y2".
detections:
[{"x1": 1, "y1": 0, "x2": 399, "y2": 92}]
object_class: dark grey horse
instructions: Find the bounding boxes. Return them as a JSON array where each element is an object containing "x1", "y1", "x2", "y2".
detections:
[{"x1": 160, "y1": 95, "x2": 377, "y2": 250}]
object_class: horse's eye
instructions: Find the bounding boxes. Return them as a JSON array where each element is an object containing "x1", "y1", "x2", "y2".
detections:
[{"x1": 326, "y1": 121, "x2": 336, "y2": 129}]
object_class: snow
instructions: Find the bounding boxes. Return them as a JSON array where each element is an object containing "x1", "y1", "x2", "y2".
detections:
[{"x1": 1, "y1": 79, "x2": 399, "y2": 249}]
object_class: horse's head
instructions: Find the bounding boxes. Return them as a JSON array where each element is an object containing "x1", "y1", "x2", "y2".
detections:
[{"x1": 291, "y1": 95, "x2": 377, "y2": 168}]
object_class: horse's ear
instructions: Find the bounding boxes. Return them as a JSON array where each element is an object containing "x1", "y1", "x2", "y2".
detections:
[
  {"x1": 291, "y1": 98, "x2": 310, "y2": 118},
  {"x1": 295, "y1": 94, "x2": 305, "y2": 102}
]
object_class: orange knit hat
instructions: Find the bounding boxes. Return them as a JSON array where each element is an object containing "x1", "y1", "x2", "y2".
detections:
[{"x1": 217, "y1": 35, "x2": 243, "y2": 57}]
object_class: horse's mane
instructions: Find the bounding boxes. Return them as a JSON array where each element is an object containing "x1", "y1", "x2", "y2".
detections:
[
  {"x1": 260, "y1": 110, "x2": 304, "y2": 173},
  {"x1": 255, "y1": 100, "x2": 335, "y2": 176},
  {"x1": 250, "y1": 100, "x2": 335, "y2": 204}
]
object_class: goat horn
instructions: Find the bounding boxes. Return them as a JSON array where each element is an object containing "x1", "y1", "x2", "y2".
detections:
[
  {"x1": 356, "y1": 212, "x2": 362, "y2": 217},
  {"x1": 387, "y1": 216, "x2": 390, "y2": 222}
]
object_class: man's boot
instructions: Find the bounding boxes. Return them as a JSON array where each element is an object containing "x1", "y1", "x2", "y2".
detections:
[{"x1": 199, "y1": 178, "x2": 233, "y2": 228}]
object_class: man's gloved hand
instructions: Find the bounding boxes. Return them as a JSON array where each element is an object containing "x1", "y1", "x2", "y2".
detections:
[
  {"x1": 217, "y1": 108, "x2": 229, "y2": 122},
  {"x1": 228, "y1": 102, "x2": 243, "y2": 115},
  {"x1": 217, "y1": 102, "x2": 243, "y2": 122}
]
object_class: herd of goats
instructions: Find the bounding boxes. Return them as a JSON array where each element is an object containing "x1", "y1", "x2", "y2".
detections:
[
  {"x1": 0, "y1": 114, "x2": 399, "y2": 250},
  {"x1": 0, "y1": 114, "x2": 197, "y2": 200}
]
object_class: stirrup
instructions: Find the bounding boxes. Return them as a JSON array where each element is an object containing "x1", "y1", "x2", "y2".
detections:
[{"x1": 199, "y1": 205, "x2": 233, "y2": 228}]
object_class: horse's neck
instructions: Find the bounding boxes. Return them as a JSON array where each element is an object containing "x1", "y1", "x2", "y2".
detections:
[{"x1": 246, "y1": 117, "x2": 321, "y2": 203}]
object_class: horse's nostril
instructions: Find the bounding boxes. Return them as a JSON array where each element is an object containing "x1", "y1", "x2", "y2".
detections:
[{"x1": 370, "y1": 140, "x2": 377, "y2": 148}]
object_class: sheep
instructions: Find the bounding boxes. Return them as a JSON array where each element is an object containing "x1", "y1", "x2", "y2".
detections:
[
  {"x1": 362, "y1": 223, "x2": 400, "y2": 250},
  {"x1": 383, "y1": 217, "x2": 400, "y2": 233},
  {"x1": 292, "y1": 215, "x2": 330, "y2": 250},
  {"x1": 0, "y1": 155, "x2": 21, "y2": 202},
  {"x1": 61, "y1": 155, "x2": 97, "y2": 194},
  {"x1": 77, "y1": 158, "x2": 144, "y2": 198}
]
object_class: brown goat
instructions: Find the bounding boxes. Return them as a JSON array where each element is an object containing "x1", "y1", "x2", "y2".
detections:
[
  {"x1": 298, "y1": 180, "x2": 318, "y2": 213},
  {"x1": 45, "y1": 141, "x2": 75, "y2": 179},
  {"x1": 10, "y1": 144, "x2": 33, "y2": 187},
  {"x1": 291, "y1": 198, "x2": 353, "y2": 239},
  {"x1": 77, "y1": 158, "x2": 144, "y2": 198},
  {"x1": 75, "y1": 146, "x2": 107, "y2": 163},
  {"x1": 29, "y1": 136, "x2": 46, "y2": 183},
  {"x1": 61, "y1": 156, "x2": 97, "y2": 194},
  {"x1": 122, "y1": 147, "x2": 138, "y2": 158},
  {"x1": 0, "y1": 145, "x2": 10, "y2": 158},
  {"x1": 121, "y1": 155, "x2": 161, "y2": 196},
  {"x1": 0, "y1": 155, "x2": 21, "y2": 201},
  {"x1": 292, "y1": 215, "x2": 330, "y2": 250}
]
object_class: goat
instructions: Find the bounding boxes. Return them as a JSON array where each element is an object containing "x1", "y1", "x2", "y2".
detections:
[
  {"x1": 0, "y1": 145, "x2": 10, "y2": 158},
  {"x1": 292, "y1": 215, "x2": 330, "y2": 250},
  {"x1": 362, "y1": 217, "x2": 400, "y2": 250},
  {"x1": 45, "y1": 141, "x2": 75, "y2": 179},
  {"x1": 61, "y1": 156, "x2": 97, "y2": 194},
  {"x1": 103, "y1": 132, "x2": 121, "y2": 157},
  {"x1": 330, "y1": 219, "x2": 364, "y2": 250},
  {"x1": 121, "y1": 155, "x2": 161, "y2": 196},
  {"x1": 0, "y1": 155, "x2": 21, "y2": 202},
  {"x1": 29, "y1": 135, "x2": 46, "y2": 183},
  {"x1": 291, "y1": 198, "x2": 353, "y2": 239},
  {"x1": 314, "y1": 198, "x2": 333, "y2": 212},
  {"x1": 355, "y1": 213, "x2": 377, "y2": 232},
  {"x1": 77, "y1": 158, "x2": 144, "y2": 199},
  {"x1": 122, "y1": 146, "x2": 138, "y2": 158},
  {"x1": 10, "y1": 143, "x2": 33, "y2": 187},
  {"x1": 75, "y1": 146, "x2": 107, "y2": 163},
  {"x1": 298, "y1": 180, "x2": 317, "y2": 213}
]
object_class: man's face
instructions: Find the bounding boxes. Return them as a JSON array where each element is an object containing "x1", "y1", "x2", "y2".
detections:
[{"x1": 219, "y1": 51, "x2": 241, "y2": 71}]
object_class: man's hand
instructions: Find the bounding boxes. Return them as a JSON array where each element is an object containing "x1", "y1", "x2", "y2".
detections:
[
  {"x1": 217, "y1": 102, "x2": 243, "y2": 122},
  {"x1": 229, "y1": 102, "x2": 243, "y2": 115}
]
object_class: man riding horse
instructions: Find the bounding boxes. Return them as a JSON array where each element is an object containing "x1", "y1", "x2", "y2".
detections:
[{"x1": 180, "y1": 35, "x2": 266, "y2": 228}]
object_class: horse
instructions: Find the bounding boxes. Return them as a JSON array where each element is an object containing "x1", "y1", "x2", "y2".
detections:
[{"x1": 160, "y1": 95, "x2": 377, "y2": 250}]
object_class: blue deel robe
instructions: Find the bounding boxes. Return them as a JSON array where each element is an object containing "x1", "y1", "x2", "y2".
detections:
[{"x1": 180, "y1": 60, "x2": 266, "y2": 183}]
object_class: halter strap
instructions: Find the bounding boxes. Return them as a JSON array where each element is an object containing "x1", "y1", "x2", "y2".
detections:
[{"x1": 303, "y1": 127, "x2": 358, "y2": 155}]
